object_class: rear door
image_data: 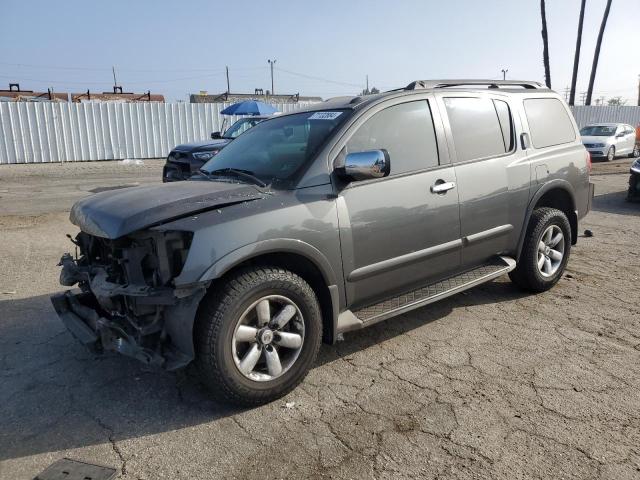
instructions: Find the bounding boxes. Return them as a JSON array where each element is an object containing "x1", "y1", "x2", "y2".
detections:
[
  {"x1": 333, "y1": 96, "x2": 462, "y2": 308},
  {"x1": 436, "y1": 93, "x2": 530, "y2": 268}
]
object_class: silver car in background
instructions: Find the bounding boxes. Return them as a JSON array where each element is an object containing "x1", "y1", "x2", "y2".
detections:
[{"x1": 580, "y1": 123, "x2": 639, "y2": 161}]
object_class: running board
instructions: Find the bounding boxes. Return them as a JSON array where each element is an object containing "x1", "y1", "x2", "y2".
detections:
[{"x1": 337, "y1": 256, "x2": 516, "y2": 333}]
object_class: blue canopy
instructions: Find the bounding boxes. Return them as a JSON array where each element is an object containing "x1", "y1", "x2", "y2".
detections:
[{"x1": 220, "y1": 100, "x2": 278, "y2": 116}]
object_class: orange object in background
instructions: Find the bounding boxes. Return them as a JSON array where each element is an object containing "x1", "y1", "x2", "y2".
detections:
[{"x1": 636, "y1": 124, "x2": 640, "y2": 141}]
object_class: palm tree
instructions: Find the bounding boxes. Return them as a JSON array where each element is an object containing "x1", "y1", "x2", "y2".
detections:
[
  {"x1": 569, "y1": 0, "x2": 586, "y2": 105},
  {"x1": 586, "y1": 0, "x2": 613, "y2": 105},
  {"x1": 540, "y1": 0, "x2": 552, "y2": 88}
]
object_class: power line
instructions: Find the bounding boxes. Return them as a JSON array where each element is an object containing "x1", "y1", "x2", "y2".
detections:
[
  {"x1": 0, "y1": 71, "x2": 227, "y2": 86},
  {"x1": 0, "y1": 61, "x2": 267, "y2": 74},
  {"x1": 274, "y1": 67, "x2": 363, "y2": 88}
]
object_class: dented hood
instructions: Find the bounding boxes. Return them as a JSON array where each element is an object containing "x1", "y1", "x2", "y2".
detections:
[{"x1": 70, "y1": 180, "x2": 264, "y2": 238}]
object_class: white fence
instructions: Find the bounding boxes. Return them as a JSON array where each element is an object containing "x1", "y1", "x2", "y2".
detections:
[
  {"x1": 570, "y1": 106, "x2": 640, "y2": 128},
  {"x1": 1, "y1": 102, "x2": 638, "y2": 165},
  {"x1": 0, "y1": 101, "x2": 315, "y2": 164}
]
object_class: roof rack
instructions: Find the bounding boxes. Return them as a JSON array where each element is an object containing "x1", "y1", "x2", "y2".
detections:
[{"x1": 405, "y1": 79, "x2": 544, "y2": 90}]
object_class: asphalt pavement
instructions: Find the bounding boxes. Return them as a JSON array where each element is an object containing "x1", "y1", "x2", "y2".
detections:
[{"x1": 1, "y1": 158, "x2": 639, "y2": 479}]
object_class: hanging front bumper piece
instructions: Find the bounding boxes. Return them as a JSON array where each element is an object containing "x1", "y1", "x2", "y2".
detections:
[
  {"x1": 50, "y1": 286, "x2": 205, "y2": 370},
  {"x1": 50, "y1": 230, "x2": 207, "y2": 370}
]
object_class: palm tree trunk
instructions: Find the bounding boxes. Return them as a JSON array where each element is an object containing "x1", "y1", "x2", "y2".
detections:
[
  {"x1": 586, "y1": 0, "x2": 613, "y2": 105},
  {"x1": 569, "y1": 0, "x2": 586, "y2": 105},
  {"x1": 540, "y1": 0, "x2": 552, "y2": 88}
]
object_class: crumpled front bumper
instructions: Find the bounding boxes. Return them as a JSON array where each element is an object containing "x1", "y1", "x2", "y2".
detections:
[{"x1": 51, "y1": 287, "x2": 206, "y2": 370}]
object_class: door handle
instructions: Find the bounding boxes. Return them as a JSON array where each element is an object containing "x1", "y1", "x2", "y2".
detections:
[{"x1": 430, "y1": 181, "x2": 456, "y2": 194}]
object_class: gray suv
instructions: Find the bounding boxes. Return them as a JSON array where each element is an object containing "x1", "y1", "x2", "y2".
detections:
[{"x1": 51, "y1": 80, "x2": 594, "y2": 405}]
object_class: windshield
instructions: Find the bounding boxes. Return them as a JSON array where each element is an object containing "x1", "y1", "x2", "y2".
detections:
[
  {"x1": 202, "y1": 110, "x2": 349, "y2": 186},
  {"x1": 223, "y1": 117, "x2": 263, "y2": 139},
  {"x1": 580, "y1": 125, "x2": 617, "y2": 137}
]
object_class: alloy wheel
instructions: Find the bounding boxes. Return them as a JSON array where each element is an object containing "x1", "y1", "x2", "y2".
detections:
[
  {"x1": 231, "y1": 295, "x2": 305, "y2": 382},
  {"x1": 537, "y1": 225, "x2": 565, "y2": 277}
]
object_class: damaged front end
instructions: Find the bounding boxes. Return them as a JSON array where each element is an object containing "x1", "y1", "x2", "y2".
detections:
[{"x1": 51, "y1": 230, "x2": 207, "y2": 370}]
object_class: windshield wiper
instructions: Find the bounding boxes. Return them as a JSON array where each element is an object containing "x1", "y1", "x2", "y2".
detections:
[{"x1": 206, "y1": 168, "x2": 268, "y2": 188}]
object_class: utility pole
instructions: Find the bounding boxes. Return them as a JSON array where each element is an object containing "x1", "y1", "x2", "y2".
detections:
[
  {"x1": 501, "y1": 69, "x2": 508, "y2": 81},
  {"x1": 366, "y1": 74, "x2": 369, "y2": 94},
  {"x1": 563, "y1": 86, "x2": 570, "y2": 102},
  {"x1": 112, "y1": 66, "x2": 118, "y2": 89},
  {"x1": 267, "y1": 59, "x2": 276, "y2": 95},
  {"x1": 226, "y1": 66, "x2": 230, "y2": 94},
  {"x1": 580, "y1": 91, "x2": 587, "y2": 105},
  {"x1": 637, "y1": 75, "x2": 640, "y2": 106}
]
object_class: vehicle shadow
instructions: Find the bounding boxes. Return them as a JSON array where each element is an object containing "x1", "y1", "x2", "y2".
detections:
[
  {"x1": 0, "y1": 279, "x2": 528, "y2": 462},
  {"x1": 591, "y1": 189, "x2": 639, "y2": 217}
]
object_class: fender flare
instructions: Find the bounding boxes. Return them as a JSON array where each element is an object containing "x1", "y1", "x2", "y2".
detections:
[
  {"x1": 516, "y1": 179, "x2": 578, "y2": 260},
  {"x1": 198, "y1": 239, "x2": 341, "y2": 343},
  {"x1": 199, "y1": 238, "x2": 339, "y2": 287}
]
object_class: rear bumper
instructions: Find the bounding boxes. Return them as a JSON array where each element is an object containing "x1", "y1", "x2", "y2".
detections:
[{"x1": 51, "y1": 285, "x2": 206, "y2": 370}]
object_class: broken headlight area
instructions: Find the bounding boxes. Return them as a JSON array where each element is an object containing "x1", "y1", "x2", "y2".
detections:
[{"x1": 51, "y1": 230, "x2": 207, "y2": 370}]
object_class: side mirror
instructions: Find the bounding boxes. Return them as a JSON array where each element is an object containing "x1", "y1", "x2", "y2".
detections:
[
  {"x1": 211, "y1": 131, "x2": 222, "y2": 139},
  {"x1": 340, "y1": 150, "x2": 390, "y2": 181}
]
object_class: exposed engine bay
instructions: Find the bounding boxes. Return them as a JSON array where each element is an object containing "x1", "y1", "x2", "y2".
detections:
[{"x1": 51, "y1": 230, "x2": 207, "y2": 370}]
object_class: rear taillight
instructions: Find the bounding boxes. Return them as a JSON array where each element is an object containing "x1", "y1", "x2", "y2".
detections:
[{"x1": 586, "y1": 150, "x2": 592, "y2": 174}]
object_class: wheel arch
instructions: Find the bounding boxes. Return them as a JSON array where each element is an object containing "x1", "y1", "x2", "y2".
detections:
[
  {"x1": 199, "y1": 240, "x2": 341, "y2": 344},
  {"x1": 516, "y1": 180, "x2": 578, "y2": 260}
]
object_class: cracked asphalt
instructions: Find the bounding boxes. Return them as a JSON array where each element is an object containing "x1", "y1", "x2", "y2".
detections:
[{"x1": 1, "y1": 158, "x2": 639, "y2": 479}]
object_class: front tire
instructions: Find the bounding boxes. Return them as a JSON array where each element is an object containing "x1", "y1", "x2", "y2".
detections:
[
  {"x1": 195, "y1": 266, "x2": 322, "y2": 406},
  {"x1": 606, "y1": 146, "x2": 615, "y2": 161},
  {"x1": 509, "y1": 207, "x2": 571, "y2": 292}
]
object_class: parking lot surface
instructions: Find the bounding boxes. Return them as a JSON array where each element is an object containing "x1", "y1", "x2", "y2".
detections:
[{"x1": 1, "y1": 158, "x2": 639, "y2": 479}]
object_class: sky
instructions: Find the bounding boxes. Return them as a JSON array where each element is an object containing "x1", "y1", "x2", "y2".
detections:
[{"x1": 1, "y1": 0, "x2": 638, "y2": 103}]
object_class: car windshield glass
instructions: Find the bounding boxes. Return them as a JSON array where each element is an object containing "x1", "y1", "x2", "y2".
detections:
[
  {"x1": 223, "y1": 118, "x2": 263, "y2": 139},
  {"x1": 202, "y1": 110, "x2": 349, "y2": 187},
  {"x1": 580, "y1": 126, "x2": 616, "y2": 136}
]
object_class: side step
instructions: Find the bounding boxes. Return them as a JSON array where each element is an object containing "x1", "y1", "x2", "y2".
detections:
[{"x1": 337, "y1": 256, "x2": 516, "y2": 333}]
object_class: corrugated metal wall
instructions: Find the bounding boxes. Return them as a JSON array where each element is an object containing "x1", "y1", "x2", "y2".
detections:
[
  {"x1": 2, "y1": 102, "x2": 638, "y2": 165},
  {"x1": 570, "y1": 106, "x2": 640, "y2": 128},
  {"x1": 0, "y1": 101, "x2": 315, "y2": 164}
]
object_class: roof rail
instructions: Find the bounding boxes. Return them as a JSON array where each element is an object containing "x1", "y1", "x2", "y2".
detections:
[{"x1": 405, "y1": 79, "x2": 544, "y2": 90}]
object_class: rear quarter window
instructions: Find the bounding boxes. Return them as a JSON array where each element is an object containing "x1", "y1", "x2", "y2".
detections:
[{"x1": 524, "y1": 98, "x2": 576, "y2": 148}]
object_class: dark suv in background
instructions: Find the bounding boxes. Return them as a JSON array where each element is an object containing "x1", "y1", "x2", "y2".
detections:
[
  {"x1": 52, "y1": 80, "x2": 593, "y2": 406},
  {"x1": 162, "y1": 115, "x2": 268, "y2": 182}
]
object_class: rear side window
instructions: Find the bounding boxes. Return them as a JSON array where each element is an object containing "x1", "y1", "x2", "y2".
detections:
[
  {"x1": 444, "y1": 97, "x2": 507, "y2": 162},
  {"x1": 345, "y1": 100, "x2": 439, "y2": 175},
  {"x1": 493, "y1": 100, "x2": 515, "y2": 152},
  {"x1": 524, "y1": 98, "x2": 576, "y2": 148}
]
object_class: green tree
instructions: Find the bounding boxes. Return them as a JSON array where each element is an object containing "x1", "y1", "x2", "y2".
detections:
[{"x1": 607, "y1": 96, "x2": 626, "y2": 106}]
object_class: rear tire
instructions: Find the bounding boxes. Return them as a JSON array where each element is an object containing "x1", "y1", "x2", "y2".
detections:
[
  {"x1": 629, "y1": 144, "x2": 639, "y2": 158},
  {"x1": 606, "y1": 146, "x2": 615, "y2": 161},
  {"x1": 195, "y1": 266, "x2": 322, "y2": 406},
  {"x1": 509, "y1": 207, "x2": 571, "y2": 292}
]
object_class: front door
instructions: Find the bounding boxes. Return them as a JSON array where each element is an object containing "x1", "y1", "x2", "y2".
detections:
[{"x1": 334, "y1": 98, "x2": 462, "y2": 308}]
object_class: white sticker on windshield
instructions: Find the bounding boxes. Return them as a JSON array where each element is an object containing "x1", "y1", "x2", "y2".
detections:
[{"x1": 309, "y1": 111, "x2": 342, "y2": 120}]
